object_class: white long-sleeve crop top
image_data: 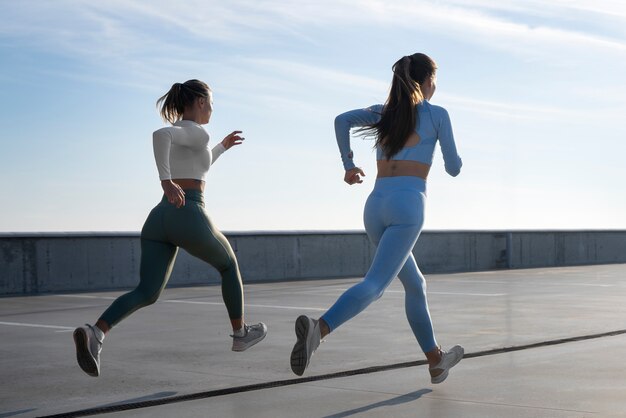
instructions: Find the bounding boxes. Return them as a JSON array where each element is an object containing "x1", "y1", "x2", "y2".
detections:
[{"x1": 152, "y1": 120, "x2": 226, "y2": 181}]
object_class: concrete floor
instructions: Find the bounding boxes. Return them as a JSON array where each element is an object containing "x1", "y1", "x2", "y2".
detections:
[{"x1": 1, "y1": 264, "x2": 626, "y2": 417}]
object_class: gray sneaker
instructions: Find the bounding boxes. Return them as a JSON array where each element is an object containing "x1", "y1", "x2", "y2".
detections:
[
  {"x1": 73, "y1": 324, "x2": 103, "y2": 377},
  {"x1": 231, "y1": 323, "x2": 267, "y2": 352},
  {"x1": 290, "y1": 315, "x2": 321, "y2": 376},
  {"x1": 430, "y1": 344, "x2": 464, "y2": 384}
]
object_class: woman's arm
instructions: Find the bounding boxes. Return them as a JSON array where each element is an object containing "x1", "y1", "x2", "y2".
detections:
[
  {"x1": 437, "y1": 108, "x2": 462, "y2": 177},
  {"x1": 334, "y1": 105, "x2": 383, "y2": 171},
  {"x1": 153, "y1": 128, "x2": 186, "y2": 207},
  {"x1": 211, "y1": 130, "x2": 244, "y2": 164},
  {"x1": 153, "y1": 128, "x2": 173, "y2": 180}
]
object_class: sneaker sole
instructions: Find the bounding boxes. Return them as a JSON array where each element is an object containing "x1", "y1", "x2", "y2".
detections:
[
  {"x1": 431, "y1": 370, "x2": 449, "y2": 384},
  {"x1": 431, "y1": 346, "x2": 464, "y2": 384},
  {"x1": 73, "y1": 328, "x2": 99, "y2": 377},
  {"x1": 290, "y1": 315, "x2": 312, "y2": 376},
  {"x1": 231, "y1": 331, "x2": 267, "y2": 352}
]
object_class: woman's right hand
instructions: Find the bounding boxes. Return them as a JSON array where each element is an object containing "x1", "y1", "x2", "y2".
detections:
[
  {"x1": 344, "y1": 167, "x2": 365, "y2": 185},
  {"x1": 161, "y1": 180, "x2": 186, "y2": 208}
]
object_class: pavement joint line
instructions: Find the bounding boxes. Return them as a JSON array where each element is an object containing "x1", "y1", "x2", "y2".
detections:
[
  {"x1": 424, "y1": 291, "x2": 506, "y2": 296},
  {"x1": 0, "y1": 321, "x2": 74, "y2": 331},
  {"x1": 40, "y1": 328, "x2": 626, "y2": 418},
  {"x1": 338, "y1": 289, "x2": 506, "y2": 296},
  {"x1": 163, "y1": 300, "x2": 327, "y2": 311},
  {"x1": 54, "y1": 294, "x2": 327, "y2": 311}
]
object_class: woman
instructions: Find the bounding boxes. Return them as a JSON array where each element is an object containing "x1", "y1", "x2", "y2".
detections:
[
  {"x1": 290, "y1": 53, "x2": 463, "y2": 384},
  {"x1": 73, "y1": 79, "x2": 267, "y2": 377}
]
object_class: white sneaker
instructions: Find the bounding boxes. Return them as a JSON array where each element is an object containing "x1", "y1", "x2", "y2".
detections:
[
  {"x1": 430, "y1": 345, "x2": 464, "y2": 384},
  {"x1": 231, "y1": 323, "x2": 267, "y2": 352},
  {"x1": 73, "y1": 324, "x2": 103, "y2": 377},
  {"x1": 290, "y1": 315, "x2": 321, "y2": 376}
]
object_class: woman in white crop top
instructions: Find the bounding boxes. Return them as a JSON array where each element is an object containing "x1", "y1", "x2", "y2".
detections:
[{"x1": 72, "y1": 80, "x2": 267, "y2": 377}]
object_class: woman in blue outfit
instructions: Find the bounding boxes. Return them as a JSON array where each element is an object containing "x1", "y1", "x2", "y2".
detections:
[{"x1": 290, "y1": 53, "x2": 464, "y2": 383}]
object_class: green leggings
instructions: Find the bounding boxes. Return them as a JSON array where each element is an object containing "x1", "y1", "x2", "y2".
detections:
[{"x1": 100, "y1": 190, "x2": 244, "y2": 328}]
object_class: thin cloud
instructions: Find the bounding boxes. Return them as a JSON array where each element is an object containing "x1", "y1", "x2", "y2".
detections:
[
  {"x1": 373, "y1": 2, "x2": 626, "y2": 56},
  {"x1": 246, "y1": 58, "x2": 389, "y2": 92},
  {"x1": 232, "y1": 1, "x2": 626, "y2": 56},
  {"x1": 4, "y1": 1, "x2": 626, "y2": 62},
  {"x1": 437, "y1": 93, "x2": 590, "y2": 121},
  {"x1": 3, "y1": 1, "x2": 625, "y2": 121},
  {"x1": 244, "y1": 58, "x2": 597, "y2": 122},
  {"x1": 443, "y1": 0, "x2": 626, "y2": 20}
]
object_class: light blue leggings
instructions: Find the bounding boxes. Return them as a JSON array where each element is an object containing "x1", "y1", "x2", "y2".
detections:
[{"x1": 321, "y1": 176, "x2": 438, "y2": 353}]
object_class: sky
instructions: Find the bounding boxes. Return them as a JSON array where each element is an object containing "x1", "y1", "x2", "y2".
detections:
[{"x1": 1, "y1": 0, "x2": 625, "y2": 232}]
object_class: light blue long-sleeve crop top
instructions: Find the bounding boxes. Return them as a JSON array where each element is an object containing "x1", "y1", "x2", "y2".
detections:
[{"x1": 335, "y1": 101, "x2": 462, "y2": 177}]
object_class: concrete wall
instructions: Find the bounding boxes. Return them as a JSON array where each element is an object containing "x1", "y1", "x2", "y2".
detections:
[{"x1": 1, "y1": 230, "x2": 625, "y2": 295}]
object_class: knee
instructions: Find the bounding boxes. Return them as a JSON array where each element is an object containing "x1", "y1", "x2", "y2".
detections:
[
  {"x1": 360, "y1": 281, "x2": 386, "y2": 302},
  {"x1": 135, "y1": 287, "x2": 161, "y2": 307},
  {"x1": 218, "y1": 257, "x2": 241, "y2": 280},
  {"x1": 219, "y1": 258, "x2": 237, "y2": 274},
  {"x1": 401, "y1": 273, "x2": 427, "y2": 293},
  {"x1": 412, "y1": 277, "x2": 428, "y2": 293},
  {"x1": 405, "y1": 284, "x2": 427, "y2": 303},
  {"x1": 373, "y1": 285, "x2": 386, "y2": 301},
  {"x1": 145, "y1": 292, "x2": 160, "y2": 306}
]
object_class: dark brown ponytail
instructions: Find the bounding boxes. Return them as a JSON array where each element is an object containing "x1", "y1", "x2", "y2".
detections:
[
  {"x1": 156, "y1": 79, "x2": 210, "y2": 124},
  {"x1": 361, "y1": 53, "x2": 437, "y2": 159}
]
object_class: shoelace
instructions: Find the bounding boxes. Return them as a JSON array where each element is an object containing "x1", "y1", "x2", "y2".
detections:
[
  {"x1": 429, "y1": 348, "x2": 447, "y2": 370},
  {"x1": 86, "y1": 324, "x2": 104, "y2": 345},
  {"x1": 230, "y1": 324, "x2": 249, "y2": 339}
]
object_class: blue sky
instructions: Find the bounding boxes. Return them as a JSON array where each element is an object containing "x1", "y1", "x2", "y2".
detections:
[{"x1": 1, "y1": 0, "x2": 625, "y2": 232}]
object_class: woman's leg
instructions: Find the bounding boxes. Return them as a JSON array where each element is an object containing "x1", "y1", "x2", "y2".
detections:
[
  {"x1": 320, "y1": 222, "x2": 421, "y2": 332},
  {"x1": 320, "y1": 187, "x2": 423, "y2": 332},
  {"x1": 98, "y1": 238, "x2": 178, "y2": 329},
  {"x1": 74, "y1": 203, "x2": 177, "y2": 377},
  {"x1": 291, "y1": 190, "x2": 422, "y2": 376},
  {"x1": 169, "y1": 200, "x2": 266, "y2": 351},
  {"x1": 171, "y1": 204, "x2": 244, "y2": 323},
  {"x1": 395, "y1": 221, "x2": 464, "y2": 382},
  {"x1": 397, "y1": 254, "x2": 437, "y2": 353}
]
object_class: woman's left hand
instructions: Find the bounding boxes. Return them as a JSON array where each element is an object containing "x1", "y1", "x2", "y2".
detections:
[{"x1": 221, "y1": 130, "x2": 245, "y2": 150}]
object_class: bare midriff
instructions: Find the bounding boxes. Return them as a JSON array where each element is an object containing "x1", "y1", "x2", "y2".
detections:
[
  {"x1": 376, "y1": 132, "x2": 429, "y2": 179},
  {"x1": 172, "y1": 178, "x2": 205, "y2": 191},
  {"x1": 376, "y1": 160, "x2": 431, "y2": 180}
]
